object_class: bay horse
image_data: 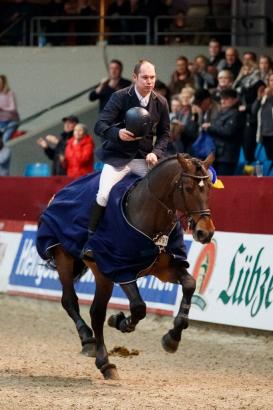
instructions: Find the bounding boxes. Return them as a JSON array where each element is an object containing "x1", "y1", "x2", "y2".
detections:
[{"x1": 38, "y1": 153, "x2": 215, "y2": 380}]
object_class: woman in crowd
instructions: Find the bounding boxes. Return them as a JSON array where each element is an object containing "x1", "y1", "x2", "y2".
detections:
[
  {"x1": 168, "y1": 87, "x2": 201, "y2": 154},
  {"x1": 258, "y1": 54, "x2": 273, "y2": 85},
  {"x1": 62, "y1": 123, "x2": 95, "y2": 177},
  {"x1": 253, "y1": 73, "x2": 273, "y2": 162},
  {"x1": 0, "y1": 75, "x2": 20, "y2": 143},
  {"x1": 168, "y1": 55, "x2": 195, "y2": 96}
]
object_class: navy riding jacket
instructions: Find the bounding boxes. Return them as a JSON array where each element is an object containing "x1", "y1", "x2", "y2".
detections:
[{"x1": 95, "y1": 85, "x2": 170, "y2": 167}]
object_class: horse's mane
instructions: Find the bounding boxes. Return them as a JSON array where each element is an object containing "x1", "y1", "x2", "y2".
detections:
[{"x1": 145, "y1": 154, "x2": 203, "y2": 178}]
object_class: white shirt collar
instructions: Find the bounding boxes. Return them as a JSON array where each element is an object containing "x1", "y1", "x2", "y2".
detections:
[{"x1": 134, "y1": 86, "x2": 151, "y2": 107}]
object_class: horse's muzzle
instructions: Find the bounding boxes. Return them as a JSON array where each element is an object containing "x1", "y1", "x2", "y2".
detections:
[{"x1": 193, "y1": 217, "x2": 215, "y2": 244}]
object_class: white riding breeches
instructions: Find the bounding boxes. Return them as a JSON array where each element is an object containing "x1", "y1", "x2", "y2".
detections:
[{"x1": 96, "y1": 159, "x2": 148, "y2": 207}]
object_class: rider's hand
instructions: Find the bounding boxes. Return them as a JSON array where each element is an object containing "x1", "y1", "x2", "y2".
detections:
[
  {"x1": 146, "y1": 152, "x2": 158, "y2": 167},
  {"x1": 119, "y1": 128, "x2": 135, "y2": 141}
]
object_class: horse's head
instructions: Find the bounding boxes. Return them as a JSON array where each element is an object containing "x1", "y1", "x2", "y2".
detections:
[{"x1": 173, "y1": 153, "x2": 215, "y2": 244}]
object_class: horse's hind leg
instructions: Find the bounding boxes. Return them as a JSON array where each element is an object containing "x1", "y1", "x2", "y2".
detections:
[
  {"x1": 108, "y1": 281, "x2": 146, "y2": 333},
  {"x1": 162, "y1": 264, "x2": 196, "y2": 353},
  {"x1": 54, "y1": 246, "x2": 96, "y2": 357},
  {"x1": 89, "y1": 269, "x2": 118, "y2": 380}
]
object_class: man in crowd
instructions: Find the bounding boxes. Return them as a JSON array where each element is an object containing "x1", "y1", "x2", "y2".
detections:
[
  {"x1": 36, "y1": 114, "x2": 79, "y2": 175},
  {"x1": 89, "y1": 59, "x2": 131, "y2": 112}
]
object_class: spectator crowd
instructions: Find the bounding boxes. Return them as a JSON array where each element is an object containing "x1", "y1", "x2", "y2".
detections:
[{"x1": 2, "y1": 38, "x2": 273, "y2": 177}]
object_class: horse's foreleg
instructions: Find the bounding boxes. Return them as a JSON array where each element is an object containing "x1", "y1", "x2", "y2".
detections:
[
  {"x1": 162, "y1": 265, "x2": 196, "y2": 353},
  {"x1": 108, "y1": 281, "x2": 146, "y2": 333},
  {"x1": 55, "y1": 247, "x2": 96, "y2": 356},
  {"x1": 90, "y1": 273, "x2": 118, "y2": 380}
]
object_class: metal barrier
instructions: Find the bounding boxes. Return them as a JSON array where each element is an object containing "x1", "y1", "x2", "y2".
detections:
[
  {"x1": 0, "y1": 14, "x2": 268, "y2": 47},
  {"x1": 29, "y1": 15, "x2": 150, "y2": 46},
  {"x1": 154, "y1": 15, "x2": 268, "y2": 46}
]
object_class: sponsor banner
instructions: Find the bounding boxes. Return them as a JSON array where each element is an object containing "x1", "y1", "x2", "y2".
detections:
[
  {"x1": 8, "y1": 225, "x2": 193, "y2": 315},
  {"x1": 0, "y1": 231, "x2": 21, "y2": 292},
  {"x1": 175, "y1": 232, "x2": 273, "y2": 331}
]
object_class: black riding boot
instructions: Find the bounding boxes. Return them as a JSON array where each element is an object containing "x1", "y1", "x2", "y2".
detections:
[
  {"x1": 88, "y1": 201, "x2": 106, "y2": 236},
  {"x1": 81, "y1": 202, "x2": 105, "y2": 260}
]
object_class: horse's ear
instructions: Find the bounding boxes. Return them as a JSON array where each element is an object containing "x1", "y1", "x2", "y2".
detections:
[
  {"x1": 177, "y1": 153, "x2": 189, "y2": 170},
  {"x1": 202, "y1": 152, "x2": 215, "y2": 169}
]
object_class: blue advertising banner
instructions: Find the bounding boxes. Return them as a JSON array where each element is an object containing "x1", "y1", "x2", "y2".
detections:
[{"x1": 8, "y1": 226, "x2": 193, "y2": 314}]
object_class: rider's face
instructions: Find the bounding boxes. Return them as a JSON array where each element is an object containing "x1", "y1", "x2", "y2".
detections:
[{"x1": 133, "y1": 62, "x2": 156, "y2": 97}]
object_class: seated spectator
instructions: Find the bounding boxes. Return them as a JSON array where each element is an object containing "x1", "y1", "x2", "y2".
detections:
[
  {"x1": 192, "y1": 54, "x2": 217, "y2": 90},
  {"x1": 201, "y1": 89, "x2": 246, "y2": 176},
  {"x1": 168, "y1": 55, "x2": 195, "y2": 96},
  {"x1": 218, "y1": 47, "x2": 242, "y2": 80},
  {"x1": 258, "y1": 54, "x2": 273, "y2": 84},
  {"x1": 0, "y1": 133, "x2": 11, "y2": 176},
  {"x1": 89, "y1": 59, "x2": 131, "y2": 112},
  {"x1": 36, "y1": 114, "x2": 79, "y2": 175},
  {"x1": 76, "y1": 0, "x2": 99, "y2": 45},
  {"x1": 253, "y1": 73, "x2": 273, "y2": 162},
  {"x1": 207, "y1": 38, "x2": 225, "y2": 73},
  {"x1": 211, "y1": 70, "x2": 233, "y2": 102},
  {"x1": 164, "y1": 11, "x2": 188, "y2": 45},
  {"x1": 62, "y1": 122, "x2": 95, "y2": 177},
  {"x1": 0, "y1": 74, "x2": 20, "y2": 143}
]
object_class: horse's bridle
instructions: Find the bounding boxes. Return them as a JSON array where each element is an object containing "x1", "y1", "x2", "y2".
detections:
[
  {"x1": 175, "y1": 172, "x2": 211, "y2": 230},
  {"x1": 146, "y1": 169, "x2": 211, "y2": 231}
]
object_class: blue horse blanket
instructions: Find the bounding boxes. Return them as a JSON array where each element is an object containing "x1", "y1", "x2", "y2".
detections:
[{"x1": 36, "y1": 172, "x2": 188, "y2": 283}]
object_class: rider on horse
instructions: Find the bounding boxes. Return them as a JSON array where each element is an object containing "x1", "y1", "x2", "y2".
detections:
[{"x1": 82, "y1": 60, "x2": 170, "y2": 259}]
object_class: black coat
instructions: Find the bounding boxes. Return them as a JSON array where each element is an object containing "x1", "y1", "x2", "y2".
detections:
[
  {"x1": 95, "y1": 86, "x2": 170, "y2": 167},
  {"x1": 207, "y1": 104, "x2": 246, "y2": 164},
  {"x1": 89, "y1": 77, "x2": 131, "y2": 112}
]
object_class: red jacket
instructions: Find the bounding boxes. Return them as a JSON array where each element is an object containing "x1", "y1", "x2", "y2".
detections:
[{"x1": 64, "y1": 134, "x2": 95, "y2": 177}]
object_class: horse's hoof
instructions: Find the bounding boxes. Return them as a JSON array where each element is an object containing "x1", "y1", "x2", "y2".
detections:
[
  {"x1": 100, "y1": 363, "x2": 119, "y2": 380},
  {"x1": 81, "y1": 341, "x2": 96, "y2": 357},
  {"x1": 108, "y1": 312, "x2": 125, "y2": 329},
  {"x1": 161, "y1": 332, "x2": 179, "y2": 353}
]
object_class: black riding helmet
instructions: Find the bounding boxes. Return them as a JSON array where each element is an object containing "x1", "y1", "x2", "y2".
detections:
[{"x1": 125, "y1": 107, "x2": 151, "y2": 138}]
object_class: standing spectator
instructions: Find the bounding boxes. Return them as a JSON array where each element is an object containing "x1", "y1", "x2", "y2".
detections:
[
  {"x1": 0, "y1": 134, "x2": 11, "y2": 176},
  {"x1": 258, "y1": 54, "x2": 273, "y2": 85},
  {"x1": 168, "y1": 55, "x2": 195, "y2": 96},
  {"x1": 233, "y1": 61, "x2": 265, "y2": 163},
  {"x1": 0, "y1": 75, "x2": 20, "y2": 143},
  {"x1": 194, "y1": 88, "x2": 220, "y2": 124},
  {"x1": 202, "y1": 89, "x2": 245, "y2": 175},
  {"x1": 192, "y1": 54, "x2": 217, "y2": 90},
  {"x1": 169, "y1": 86, "x2": 201, "y2": 154},
  {"x1": 218, "y1": 47, "x2": 242, "y2": 81},
  {"x1": 36, "y1": 114, "x2": 79, "y2": 175},
  {"x1": 211, "y1": 70, "x2": 233, "y2": 102},
  {"x1": 76, "y1": 0, "x2": 98, "y2": 45},
  {"x1": 89, "y1": 59, "x2": 131, "y2": 112},
  {"x1": 253, "y1": 73, "x2": 273, "y2": 162},
  {"x1": 62, "y1": 123, "x2": 95, "y2": 177},
  {"x1": 106, "y1": 0, "x2": 130, "y2": 45},
  {"x1": 207, "y1": 38, "x2": 225, "y2": 73}
]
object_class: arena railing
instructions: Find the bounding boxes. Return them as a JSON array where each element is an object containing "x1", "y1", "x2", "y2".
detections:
[
  {"x1": 154, "y1": 15, "x2": 268, "y2": 46},
  {"x1": 29, "y1": 15, "x2": 150, "y2": 46}
]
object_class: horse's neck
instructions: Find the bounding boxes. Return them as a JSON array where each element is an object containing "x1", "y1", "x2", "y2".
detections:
[{"x1": 126, "y1": 159, "x2": 180, "y2": 237}]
